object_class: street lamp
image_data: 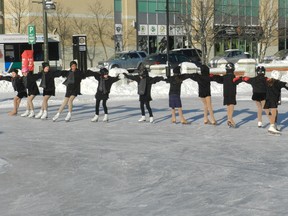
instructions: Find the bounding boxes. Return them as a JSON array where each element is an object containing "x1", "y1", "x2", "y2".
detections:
[{"x1": 32, "y1": 0, "x2": 56, "y2": 62}]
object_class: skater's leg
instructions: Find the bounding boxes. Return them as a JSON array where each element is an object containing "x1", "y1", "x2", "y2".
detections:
[
  {"x1": 42, "y1": 95, "x2": 51, "y2": 111},
  {"x1": 102, "y1": 99, "x2": 108, "y2": 114},
  {"x1": 27, "y1": 95, "x2": 35, "y2": 111},
  {"x1": 145, "y1": 101, "x2": 153, "y2": 117},
  {"x1": 67, "y1": 96, "x2": 76, "y2": 113},
  {"x1": 9, "y1": 96, "x2": 21, "y2": 115},
  {"x1": 57, "y1": 97, "x2": 69, "y2": 113},
  {"x1": 178, "y1": 108, "x2": 187, "y2": 124},
  {"x1": 140, "y1": 101, "x2": 145, "y2": 116},
  {"x1": 171, "y1": 108, "x2": 176, "y2": 123},
  {"x1": 95, "y1": 99, "x2": 101, "y2": 115},
  {"x1": 255, "y1": 101, "x2": 263, "y2": 125},
  {"x1": 206, "y1": 96, "x2": 216, "y2": 124},
  {"x1": 201, "y1": 97, "x2": 209, "y2": 123},
  {"x1": 227, "y1": 104, "x2": 235, "y2": 126}
]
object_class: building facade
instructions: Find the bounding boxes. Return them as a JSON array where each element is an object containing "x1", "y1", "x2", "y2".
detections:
[{"x1": 1, "y1": 0, "x2": 288, "y2": 62}]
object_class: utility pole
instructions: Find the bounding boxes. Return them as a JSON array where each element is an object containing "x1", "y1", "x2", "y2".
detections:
[{"x1": 166, "y1": 0, "x2": 170, "y2": 77}]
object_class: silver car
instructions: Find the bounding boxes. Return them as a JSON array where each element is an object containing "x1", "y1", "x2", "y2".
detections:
[
  {"x1": 98, "y1": 51, "x2": 147, "y2": 71},
  {"x1": 209, "y1": 49, "x2": 251, "y2": 68}
]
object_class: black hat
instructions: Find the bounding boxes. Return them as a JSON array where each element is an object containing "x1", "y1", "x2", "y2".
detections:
[
  {"x1": 173, "y1": 66, "x2": 181, "y2": 75},
  {"x1": 200, "y1": 64, "x2": 210, "y2": 76},
  {"x1": 42, "y1": 62, "x2": 50, "y2": 69},
  {"x1": 100, "y1": 68, "x2": 109, "y2": 75},
  {"x1": 70, "y1": 60, "x2": 77, "y2": 67},
  {"x1": 9, "y1": 68, "x2": 18, "y2": 74},
  {"x1": 256, "y1": 66, "x2": 265, "y2": 75}
]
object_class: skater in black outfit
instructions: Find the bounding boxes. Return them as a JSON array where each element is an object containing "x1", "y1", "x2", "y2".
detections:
[
  {"x1": 0, "y1": 69, "x2": 27, "y2": 116},
  {"x1": 52, "y1": 61, "x2": 85, "y2": 122},
  {"x1": 211, "y1": 62, "x2": 242, "y2": 127},
  {"x1": 34, "y1": 62, "x2": 63, "y2": 119},
  {"x1": 85, "y1": 68, "x2": 120, "y2": 122},
  {"x1": 242, "y1": 66, "x2": 270, "y2": 127},
  {"x1": 20, "y1": 69, "x2": 40, "y2": 118},
  {"x1": 264, "y1": 70, "x2": 288, "y2": 134},
  {"x1": 189, "y1": 64, "x2": 216, "y2": 125},
  {"x1": 164, "y1": 65, "x2": 190, "y2": 124},
  {"x1": 123, "y1": 68, "x2": 164, "y2": 123}
]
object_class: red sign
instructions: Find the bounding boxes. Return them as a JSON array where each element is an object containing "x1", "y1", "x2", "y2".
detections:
[{"x1": 21, "y1": 50, "x2": 34, "y2": 72}]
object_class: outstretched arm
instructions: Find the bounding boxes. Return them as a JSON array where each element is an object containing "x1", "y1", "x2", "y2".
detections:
[
  {"x1": 210, "y1": 74, "x2": 223, "y2": 84},
  {"x1": 151, "y1": 76, "x2": 165, "y2": 84},
  {"x1": 123, "y1": 73, "x2": 138, "y2": 82},
  {"x1": 233, "y1": 76, "x2": 243, "y2": 85},
  {"x1": 0, "y1": 75, "x2": 12, "y2": 82}
]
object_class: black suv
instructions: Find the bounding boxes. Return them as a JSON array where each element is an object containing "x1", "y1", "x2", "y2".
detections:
[
  {"x1": 143, "y1": 53, "x2": 194, "y2": 70},
  {"x1": 171, "y1": 48, "x2": 202, "y2": 63}
]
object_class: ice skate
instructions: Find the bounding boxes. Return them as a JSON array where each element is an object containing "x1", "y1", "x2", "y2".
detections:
[
  {"x1": 52, "y1": 113, "x2": 60, "y2": 122},
  {"x1": 258, "y1": 121, "x2": 263, "y2": 128},
  {"x1": 20, "y1": 110, "x2": 30, "y2": 117},
  {"x1": 138, "y1": 116, "x2": 146, "y2": 122},
  {"x1": 149, "y1": 117, "x2": 154, "y2": 123},
  {"x1": 65, "y1": 112, "x2": 71, "y2": 122},
  {"x1": 103, "y1": 114, "x2": 108, "y2": 122},
  {"x1": 28, "y1": 110, "x2": 35, "y2": 118},
  {"x1": 35, "y1": 110, "x2": 43, "y2": 119},
  {"x1": 40, "y1": 110, "x2": 48, "y2": 120},
  {"x1": 181, "y1": 119, "x2": 188, "y2": 124},
  {"x1": 171, "y1": 118, "x2": 176, "y2": 123},
  {"x1": 204, "y1": 120, "x2": 211, "y2": 125},
  {"x1": 268, "y1": 124, "x2": 281, "y2": 135},
  {"x1": 91, "y1": 114, "x2": 99, "y2": 122}
]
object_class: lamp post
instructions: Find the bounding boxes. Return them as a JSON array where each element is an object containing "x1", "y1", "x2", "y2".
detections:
[
  {"x1": 33, "y1": 0, "x2": 56, "y2": 62},
  {"x1": 166, "y1": 0, "x2": 170, "y2": 77}
]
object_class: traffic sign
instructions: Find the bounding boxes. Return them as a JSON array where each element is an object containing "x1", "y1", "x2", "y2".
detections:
[{"x1": 28, "y1": 25, "x2": 36, "y2": 44}]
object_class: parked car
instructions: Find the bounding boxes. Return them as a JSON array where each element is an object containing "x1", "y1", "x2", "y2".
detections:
[
  {"x1": 143, "y1": 52, "x2": 197, "y2": 70},
  {"x1": 171, "y1": 48, "x2": 202, "y2": 63},
  {"x1": 262, "y1": 49, "x2": 288, "y2": 63},
  {"x1": 209, "y1": 49, "x2": 251, "y2": 68},
  {"x1": 98, "y1": 50, "x2": 147, "y2": 71}
]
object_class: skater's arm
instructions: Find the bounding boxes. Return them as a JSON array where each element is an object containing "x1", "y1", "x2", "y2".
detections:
[
  {"x1": 184, "y1": 73, "x2": 198, "y2": 81},
  {"x1": 52, "y1": 70, "x2": 65, "y2": 78},
  {"x1": 233, "y1": 76, "x2": 242, "y2": 85},
  {"x1": 123, "y1": 73, "x2": 138, "y2": 81},
  {"x1": 210, "y1": 74, "x2": 223, "y2": 83},
  {"x1": 151, "y1": 76, "x2": 165, "y2": 84},
  {"x1": 0, "y1": 75, "x2": 12, "y2": 82}
]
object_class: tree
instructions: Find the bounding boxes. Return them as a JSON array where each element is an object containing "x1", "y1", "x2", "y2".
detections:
[
  {"x1": 88, "y1": 0, "x2": 114, "y2": 60},
  {"x1": 257, "y1": 0, "x2": 278, "y2": 62},
  {"x1": 49, "y1": 2, "x2": 72, "y2": 68},
  {"x1": 179, "y1": 0, "x2": 215, "y2": 64},
  {"x1": 5, "y1": 0, "x2": 30, "y2": 33}
]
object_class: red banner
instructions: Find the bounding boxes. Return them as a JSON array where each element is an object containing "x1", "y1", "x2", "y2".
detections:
[{"x1": 21, "y1": 50, "x2": 34, "y2": 72}]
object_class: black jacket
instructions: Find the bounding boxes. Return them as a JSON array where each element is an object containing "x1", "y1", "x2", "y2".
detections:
[
  {"x1": 38, "y1": 70, "x2": 63, "y2": 91},
  {"x1": 266, "y1": 80, "x2": 288, "y2": 103},
  {"x1": 165, "y1": 74, "x2": 191, "y2": 96},
  {"x1": 243, "y1": 75, "x2": 267, "y2": 94},
  {"x1": 124, "y1": 73, "x2": 163, "y2": 102},
  {"x1": 61, "y1": 69, "x2": 85, "y2": 96},
  {"x1": 212, "y1": 73, "x2": 242, "y2": 98},
  {"x1": 23, "y1": 72, "x2": 40, "y2": 95},
  {"x1": 189, "y1": 73, "x2": 212, "y2": 98},
  {"x1": 0, "y1": 75, "x2": 26, "y2": 93}
]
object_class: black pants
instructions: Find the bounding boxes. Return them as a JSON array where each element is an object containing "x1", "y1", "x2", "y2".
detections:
[
  {"x1": 140, "y1": 101, "x2": 153, "y2": 117},
  {"x1": 95, "y1": 99, "x2": 108, "y2": 115}
]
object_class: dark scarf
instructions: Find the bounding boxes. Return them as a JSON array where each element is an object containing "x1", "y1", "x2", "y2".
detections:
[
  {"x1": 138, "y1": 78, "x2": 146, "y2": 95},
  {"x1": 23, "y1": 76, "x2": 28, "y2": 88},
  {"x1": 12, "y1": 77, "x2": 17, "y2": 91},
  {"x1": 63, "y1": 71, "x2": 75, "y2": 86},
  {"x1": 39, "y1": 72, "x2": 46, "y2": 88},
  {"x1": 99, "y1": 77, "x2": 107, "y2": 94}
]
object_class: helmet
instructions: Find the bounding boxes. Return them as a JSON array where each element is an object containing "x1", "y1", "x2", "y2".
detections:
[
  {"x1": 225, "y1": 62, "x2": 235, "y2": 70},
  {"x1": 270, "y1": 70, "x2": 281, "y2": 80},
  {"x1": 173, "y1": 66, "x2": 181, "y2": 75},
  {"x1": 256, "y1": 66, "x2": 265, "y2": 75},
  {"x1": 200, "y1": 64, "x2": 210, "y2": 76},
  {"x1": 100, "y1": 68, "x2": 109, "y2": 75}
]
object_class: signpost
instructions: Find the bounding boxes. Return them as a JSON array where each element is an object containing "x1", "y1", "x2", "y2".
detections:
[{"x1": 28, "y1": 25, "x2": 36, "y2": 45}]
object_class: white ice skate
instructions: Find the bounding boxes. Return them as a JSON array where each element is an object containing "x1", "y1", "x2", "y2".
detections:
[
  {"x1": 268, "y1": 124, "x2": 281, "y2": 135},
  {"x1": 35, "y1": 110, "x2": 43, "y2": 119},
  {"x1": 20, "y1": 110, "x2": 30, "y2": 117},
  {"x1": 138, "y1": 116, "x2": 146, "y2": 122},
  {"x1": 65, "y1": 112, "x2": 71, "y2": 122},
  {"x1": 257, "y1": 121, "x2": 262, "y2": 128},
  {"x1": 91, "y1": 114, "x2": 99, "y2": 122},
  {"x1": 52, "y1": 113, "x2": 60, "y2": 122},
  {"x1": 40, "y1": 110, "x2": 48, "y2": 120},
  {"x1": 103, "y1": 114, "x2": 108, "y2": 122},
  {"x1": 149, "y1": 117, "x2": 154, "y2": 123},
  {"x1": 28, "y1": 110, "x2": 35, "y2": 118}
]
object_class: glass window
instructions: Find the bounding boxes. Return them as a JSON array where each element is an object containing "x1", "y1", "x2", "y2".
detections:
[{"x1": 114, "y1": 0, "x2": 122, "y2": 12}]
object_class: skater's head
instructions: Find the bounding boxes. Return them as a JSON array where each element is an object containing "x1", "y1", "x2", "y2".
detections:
[
  {"x1": 270, "y1": 70, "x2": 281, "y2": 80},
  {"x1": 9, "y1": 68, "x2": 19, "y2": 77},
  {"x1": 256, "y1": 66, "x2": 265, "y2": 76},
  {"x1": 100, "y1": 68, "x2": 109, "y2": 77},
  {"x1": 42, "y1": 62, "x2": 50, "y2": 72},
  {"x1": 200, "y1": 64, "x2": 210, "y2": 76},
  {"x1": 138, "y1": 68, "x2": 149, "y2": 78},
  {"x1": 70, "y1": 61, "x2": 78, "y2": 71},
  {"x1": 225, "y1": 62, "x2": 235, "y2": 74},
  {"x1": 173, "y1": 66, "x2": 181, "y2": 75}
]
